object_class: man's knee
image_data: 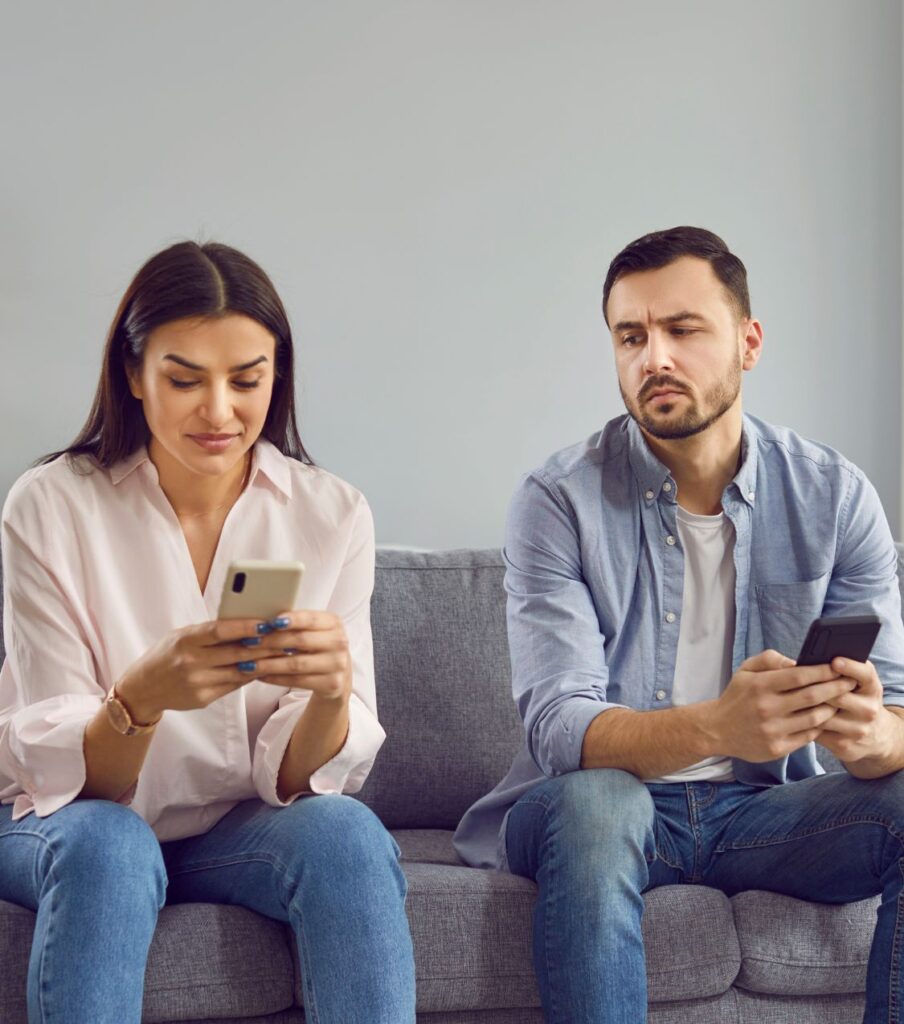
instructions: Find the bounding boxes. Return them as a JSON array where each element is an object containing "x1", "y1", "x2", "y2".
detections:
[{"x1": 508, "y1": 769, "x2": 654, "y2": 878}]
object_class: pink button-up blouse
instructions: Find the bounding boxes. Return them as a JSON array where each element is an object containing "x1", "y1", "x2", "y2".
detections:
[{"x1": 0, "y1": 439, "x2": 385, "y2": 841}]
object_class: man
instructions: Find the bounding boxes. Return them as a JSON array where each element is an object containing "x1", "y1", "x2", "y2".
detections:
[{"x1": 453, "y1": 226, "x2": 904, "y2": 1023}]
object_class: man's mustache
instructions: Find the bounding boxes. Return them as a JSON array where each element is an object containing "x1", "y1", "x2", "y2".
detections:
[{"x1": 637, "y1": 376, "x2": 691, "y2": 402}]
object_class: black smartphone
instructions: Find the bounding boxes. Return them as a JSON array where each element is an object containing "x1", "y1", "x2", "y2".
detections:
[{"x1": 796, "y1": 615, "x2": 881, "y2": 667}]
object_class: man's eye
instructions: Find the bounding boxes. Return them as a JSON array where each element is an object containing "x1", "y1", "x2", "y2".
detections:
[
  {"x1": 670, "y1": 327, "x2": 692, "y2": 336},
  {"x1": 622, "y1": 336, "x2": 641, "y2": 346}
]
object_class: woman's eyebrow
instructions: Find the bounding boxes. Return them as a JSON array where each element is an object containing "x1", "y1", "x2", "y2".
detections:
[{"x1": 162, "y1": 354, "x2": 269, "y2": 372}]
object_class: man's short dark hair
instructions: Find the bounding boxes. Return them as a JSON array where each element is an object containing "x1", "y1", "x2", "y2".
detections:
[{"x1": 602, "y1": 226, "x2": 751, "y2": 326}]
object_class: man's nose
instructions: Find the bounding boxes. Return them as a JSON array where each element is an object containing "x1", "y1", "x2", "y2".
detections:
[{"x1": 643, "y1": 331, "x2": 675, "y2": 374}]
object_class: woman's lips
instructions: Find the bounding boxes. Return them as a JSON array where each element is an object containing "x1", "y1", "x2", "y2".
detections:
[{"x1": 188, "y1": 434, "x2": 238, "y2": 452}]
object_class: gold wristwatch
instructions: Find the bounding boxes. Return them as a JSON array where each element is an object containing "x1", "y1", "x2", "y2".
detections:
[{"x1": 104, "y1": 686, "x2": 161, "y2": 736}]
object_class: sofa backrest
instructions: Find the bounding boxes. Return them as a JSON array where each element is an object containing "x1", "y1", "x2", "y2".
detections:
[
  {"x1": 3, "y1": 544, "x2": 904, "y2": 829},
  {"x1": 357, "y1": 548, "x2": 520, "y2": 829}
]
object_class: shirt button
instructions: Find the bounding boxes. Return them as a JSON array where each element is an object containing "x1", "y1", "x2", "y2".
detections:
[
  {"x1": 666, "y1": 535, "x2": 676, "y2": 546},
  {"x1": 655, "y1": 689, "x2": 667, "y2": 701},
  {"x1": 748, "y1": 491, "x2": 755, "y2": 501},
  {"x1": 665, "y1": 611, "x2": 676, "y2": 623},
  {"x1": 645, "y1": 489, "x2": 654, "y2": 500},
  {"x1": 662, "y1": 482, "x2": 672, "y2": 492}
]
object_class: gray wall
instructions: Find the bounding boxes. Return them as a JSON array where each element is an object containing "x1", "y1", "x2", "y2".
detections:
[{"x1": 2, "y1": 1, "x2": 901, "y2": 548}]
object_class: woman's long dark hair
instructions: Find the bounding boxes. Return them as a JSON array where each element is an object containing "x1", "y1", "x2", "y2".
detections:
[{"x1": 38, "y1": 240, "x2": 314, "y2": 468}]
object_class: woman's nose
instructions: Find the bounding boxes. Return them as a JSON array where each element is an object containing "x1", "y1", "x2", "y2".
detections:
[{"x1": 198, "y1": 384, "x2": 233, "y2": 426}]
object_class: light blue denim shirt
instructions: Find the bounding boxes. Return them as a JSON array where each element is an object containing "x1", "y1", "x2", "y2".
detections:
[{"x1": 453, "y1": 413, "x2": 904, "y2": 869}]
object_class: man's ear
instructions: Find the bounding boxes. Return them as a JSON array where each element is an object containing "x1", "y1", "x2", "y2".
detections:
[{"x1": 741, "y1": 318, "x2": 763, "y2": 371}]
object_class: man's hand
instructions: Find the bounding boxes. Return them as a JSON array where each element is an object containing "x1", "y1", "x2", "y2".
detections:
[
  {"x1": 705, "y1": 650, "x2": 855, "y2": 763},
  {"x1": 816, "y1": 658, "x2": 904, "y2": 777}
]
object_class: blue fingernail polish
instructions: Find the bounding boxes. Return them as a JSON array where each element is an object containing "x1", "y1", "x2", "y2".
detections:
[
  {"x1": 237, "y1": 661, "x2": 257, "y2": 672},
  {"x1": 271, "y1": 617, "x2": 291, "y2": 629},
  {"x1": 256, "y1": 623, "x2": 274, "y2": 635},
  {"x1": 241, "y1": 637, "x2": 262, "y2": 647}
]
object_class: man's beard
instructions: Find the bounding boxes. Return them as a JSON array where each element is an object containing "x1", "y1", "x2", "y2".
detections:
[{"x1": 620, "y1": 359, "x2": 742, "y2": 441}]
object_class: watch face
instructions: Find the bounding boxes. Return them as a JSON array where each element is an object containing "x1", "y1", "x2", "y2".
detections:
[{"x1": 105, "y1": 696, "x2": 133, "y2": 735}]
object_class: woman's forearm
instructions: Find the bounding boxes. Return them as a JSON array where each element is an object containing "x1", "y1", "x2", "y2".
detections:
[
  {"x1": 79, "y1": 700, "x2": 157, "y2": 802},
  {"x1": 277, "y1": 694, "x2": 350, "y2": 801}
]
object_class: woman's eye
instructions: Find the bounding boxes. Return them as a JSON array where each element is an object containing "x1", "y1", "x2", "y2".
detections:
[{"x1": 167, "y1": 378, "x2": 260, "y2": 390}]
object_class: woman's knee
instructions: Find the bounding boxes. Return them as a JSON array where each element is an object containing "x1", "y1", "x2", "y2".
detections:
[
  {"x1": 281, "y1": 796, "x2": 405, "y2": 908},
  {"x1": 285, "y1": 795, "x2": 400, "y2": 871},
  {"x1": 41, "y1": 800, "x2": 165, "y2": 904}
]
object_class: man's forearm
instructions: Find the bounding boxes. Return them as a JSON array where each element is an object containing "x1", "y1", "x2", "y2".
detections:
[{"x1": 580, "y1": 703, "x2": 719, "y2": 778}]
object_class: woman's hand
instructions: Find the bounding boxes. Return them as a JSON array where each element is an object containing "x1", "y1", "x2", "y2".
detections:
[
  {"x1": 248, "y1": 610, "x2": 353, "y2": 702},
  {"x1": 116, "y1": 617, "x2": 282, "y2": 723}
]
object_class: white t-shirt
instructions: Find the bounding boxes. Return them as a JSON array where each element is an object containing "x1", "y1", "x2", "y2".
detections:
[{"x1": 646, "y1": 505, "x2": 736, "y2": 784}]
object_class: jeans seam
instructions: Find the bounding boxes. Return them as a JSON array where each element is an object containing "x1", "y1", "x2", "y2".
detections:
[
  {"x1": 166, "y1": 851, "x2": 291, "y2": 880},
  {"x1": 538, "y1": 800, "x2": 562, "y2": 1024},
  {"x1": 292, "y1": 898, "x2": 321, "y2": 1024},
  {"x1": 686, "y1": 786, "x2": 704, "y2": 882},
  {"x1": 891, "y1": 858, "x2": 904, "y2": 1024},
  {"x1": 33, "y1": 831, "x2": 56, "y2": 1024},
  {"x1": 653, "y1": 843, "x2": 683, "y2": 872},
  {"x1": 714, "y1": 814, "x2": 904, "y2": 853}
]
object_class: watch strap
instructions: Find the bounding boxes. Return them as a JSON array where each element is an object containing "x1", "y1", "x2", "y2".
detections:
[{"x1": 104, "y1": 687, "x2": 161, "y2": 736}]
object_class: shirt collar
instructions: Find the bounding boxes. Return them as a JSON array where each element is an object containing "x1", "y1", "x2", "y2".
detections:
[
  {"x1": 252, "y1": 438, "x2": 293, "y2": 499},
  {"x1": 109, "y1": 437, "x2": 293, "y2": 499},
  {"x1": 625, "y1": 413, "x2": 759, "y2": 509}
]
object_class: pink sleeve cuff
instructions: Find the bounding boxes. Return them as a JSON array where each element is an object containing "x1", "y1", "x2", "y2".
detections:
[
  {"x1": 252, "y1": 693, "x2": 386, "y2": 807},
  {"x1": 1, "y1": 696, "x2": 99, "y2": 818}
]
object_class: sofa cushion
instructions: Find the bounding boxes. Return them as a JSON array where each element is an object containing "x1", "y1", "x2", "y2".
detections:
[
  {"x1": 735, "y1": 989, "x2": 865, "y2": 1023},
  {"x1": 0, "y1": 900, "x2": 297, "y2": 1024},
  {"x1": 385, "y1": 831, "x2": 741, "y2": 1011},
  {"x1": 357, "y1": 549, "x2": 523, "y2": 830},
  {"x1": 731, "y1": 890, "x2": 877, "y2": 995},
  {"x1": 0, "y1": 901, "x2": 30, "y2": 1024}
]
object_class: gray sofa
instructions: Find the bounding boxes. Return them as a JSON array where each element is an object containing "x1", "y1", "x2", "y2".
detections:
[{"x1": 0, "y1": 546, "x2": 893, "y2": 1023}]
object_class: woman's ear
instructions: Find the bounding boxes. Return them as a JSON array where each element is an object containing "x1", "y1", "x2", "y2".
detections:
[{"x1": 126, "y1": 366, "x2": 143, "y2": 401}]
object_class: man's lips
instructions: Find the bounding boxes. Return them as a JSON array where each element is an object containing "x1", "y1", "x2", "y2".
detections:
[{"x1": 643, "y1": 389, "x2": 687, "y2": 403}]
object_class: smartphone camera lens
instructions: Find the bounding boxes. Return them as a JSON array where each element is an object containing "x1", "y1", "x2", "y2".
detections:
[{"x1": 232, "y1": 572, "x2": 246, "y2": 594}]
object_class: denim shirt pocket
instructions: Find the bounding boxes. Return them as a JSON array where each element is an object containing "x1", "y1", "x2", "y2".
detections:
[{"x1": 754, "y1": 573, "x2": 831, "y2": 660}]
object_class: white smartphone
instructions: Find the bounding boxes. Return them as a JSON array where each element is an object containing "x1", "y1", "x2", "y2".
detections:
[{"x1": 218, "y1": 560, "x2": 306, "y2": 621}]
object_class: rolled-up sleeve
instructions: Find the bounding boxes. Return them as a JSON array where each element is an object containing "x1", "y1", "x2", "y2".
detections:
[
  {"x1": 822, "y1": 468, "x2": 904, "y2": 707},
  {"x1": 0, "y1": 491, "x2": 102, "y2": 818},
  {"x1": 252, "y1": 494, "x2": 385, "y2": 805},
  {"x1": 505, "y1": 472, "x2": 625, "y2": 778}
]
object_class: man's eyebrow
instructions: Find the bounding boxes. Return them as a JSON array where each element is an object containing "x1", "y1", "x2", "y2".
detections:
[
  {"x1": 612, "y1": 312, "x2": 708, "y2": 332},
  {"x1": 162, "y1": 354, "x2": 269, "y2": 372}
]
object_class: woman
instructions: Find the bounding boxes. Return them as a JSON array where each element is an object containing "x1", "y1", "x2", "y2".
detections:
[{"x1": 0, "y1": 241, "x2": 416, "y2": 1023}]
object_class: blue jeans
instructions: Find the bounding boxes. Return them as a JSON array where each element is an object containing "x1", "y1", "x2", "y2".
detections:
[
  {"x1": 505, "y1": 768, "x2": 904, "y2": 1024},
  {"x1": 0, "y1": 795, "x2": 416, "y2": 1024}
]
